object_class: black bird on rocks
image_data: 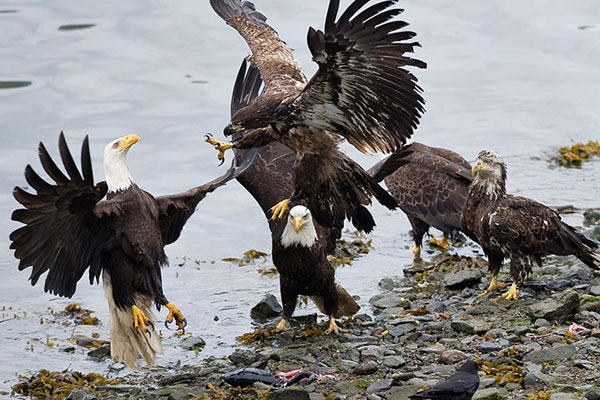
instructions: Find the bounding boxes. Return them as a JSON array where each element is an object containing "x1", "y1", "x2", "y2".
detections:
[{"x1": 410, "y1": 360, "x2": 480, "y2": 400}]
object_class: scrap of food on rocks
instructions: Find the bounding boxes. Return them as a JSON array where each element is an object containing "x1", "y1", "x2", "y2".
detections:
[{"x1": 2, "y1": 0, "x2": 600, "y2": 399}]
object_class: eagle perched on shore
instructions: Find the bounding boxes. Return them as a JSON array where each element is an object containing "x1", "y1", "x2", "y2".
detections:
[
  {"x1": 10, "y1": 133, "x2": 250, "y2": 368},
  {"x1": 230, "y1": 60, "x2": 358, "y2": 334},
  {"x1": 369, "y1": 142, "x2": 473, "y2": 257},
  {"x1": 461, "y1": 150, "x2": 599, "y2": 300},
  {"x1": 206, "y1": 0, "x2": 426, "y2": 233}
]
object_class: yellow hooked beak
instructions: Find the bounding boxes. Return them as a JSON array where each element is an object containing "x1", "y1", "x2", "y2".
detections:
[
  {"x1": 292, "y1": 217, "x2": 307, "y2": 233},
  {"x1": 471, "y1": 160, "x2": 491, "y2": 175},
  {"x1": 118, "y1": 134, "x2": 140, "y2": 152}
]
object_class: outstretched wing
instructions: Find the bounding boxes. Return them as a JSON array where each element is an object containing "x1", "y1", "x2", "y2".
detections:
[
  {"x1": 297, "y1": 0, "x2": 426, "y2": 154},
  {"x1": 209, "y1": 0, "x2": 306, "y2": 87},
  {"x1": 155, "y1": 153, "x2": 255, "y2": 246},
  {"x1": 10, "y1": 133, "x2": 116, "y2": 298}
]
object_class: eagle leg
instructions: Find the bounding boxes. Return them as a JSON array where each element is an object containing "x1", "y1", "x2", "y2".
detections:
[
  {"x1": 477, "y1": 275, "x2": 507, "y2": 298},
  {"x1": 275, "y1": 318, "x2": 288, "y2": 332},
  {"x1": 132, "y1": 305, "x2": 151, "y2": 333},
  {"x1": 430, "y1": 234, "x2": 450, "y2": 251},
  {"x1": 204, "y1": 134, "x2": 233, "y2": 165},
  {"x1": 164, "y1": 302, "x2": 187, "y2": 332},
  {"x1": 499, "y1": 283, "x2": 520, "y2": 301},
  {"x1": 325, "y1": 317, "x2": 347, "y2": 335},
  {"x1": 411, "y1": 244, "x2": 421, "y2": 257},
  {"x1": 270, "y1": 198, "x2": 291, "y2": 220}
]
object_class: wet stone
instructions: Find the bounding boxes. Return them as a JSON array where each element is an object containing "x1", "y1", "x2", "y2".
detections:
[
  {"x1": 421, "y1": 345, "x2": 446, "y2": 355},
  {"x1": 586, "y1": 389, "x2": 600, "y2": 400},
  {"x1": 382, "y1": 355, "x2": 406, "y2": 368},
  {"x1": 440, "y1": 349, "x2": 467, "y2": 364},
  {"x1": 443, "y1": 269, "x2": 482, "y2": 290},
  {"x1": 391, "y1": 372, "x2": 415, "y2": 383},
  {"x1": 87, "y1": 344, "x2": 110, "y2": 358},
  {"x1": 477, "y1": 341, "x2": 504, "y2": 353},
  {"x1": 451, "y1": 320, "x2": 475, "y2": 334},
  {"x1": 473, "y1": 387, "x2": 508, "y2": 400},
  {"x1": 67, "y1": 389, "x2": 95, "y2": 400},
  {"x1": 354, "y1": 360, "x2": 378, "y2": 375},
  {"x1": 366, "y1": 379, "x2": 392, "y2": 393},
  {"x1": 389, "y1": 324, "x2": 416, "y2": 337},
  {"x1": 267, "y1": 389, "x2": 310, "y2": 400},
  {"x1": 590, "y1": 286, "x2": 600, "y2": 296},
  {"x1": 229, "y1": 349, "x2": 259, "y2": 365},
  {"x1": 251, "y1": 294, "x2": 283, "y2": 321},
  {"x1": 369, "y1": 292, "x2": 411, "y2": 309},
  {"x1": 527, "y1": 290, "x2": 580, "y2": 323},
  {"x1": 523, "y1": 345, "x2": 576, "y2": 362},
  {"x1": 180, "y1": 335, "x2": 206, "y2": 351},
  {"x1": 534, "y1": 318, "x2": 551, "y2": 328},
  {"x1": 72, "y1": 325, "x2": 109, "y2": 346}
]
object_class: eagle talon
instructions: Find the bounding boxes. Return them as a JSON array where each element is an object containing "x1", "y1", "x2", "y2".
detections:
[
  {"x1": 275, "y1": 318, "x2": 288, "y2": 332},
  {"x1": 430, "y1": 235, "x2": 450, "y2": 251},
  {"x1": 204, "y1": 134, "x2": 233, "y2": 165},
  {"x1": 499, "y1": 283, "x2": 519, "y2": 301},
  {"x1": 165, "y1": 303, "x2": 187, "y2": 332},
  {"x1": 411, "y1": 244, "x2": 421, "y2": 257},
  {"x1": 325, "y1": 318, "x2": 346, "y2": 335},
  {"x1": 270, "y1": 199, "x2": 291, "y2": 220},
  {"x1": 132, "y1": 305, "x2": 151, "y2": 334},
  {"x1": 477, "y1": 275, "x2": 507, "y2": 298}
]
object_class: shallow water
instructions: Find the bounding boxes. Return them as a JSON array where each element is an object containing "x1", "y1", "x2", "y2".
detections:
[{"x1": 0, "y1": 0, "x2": 599, "y2": 392}]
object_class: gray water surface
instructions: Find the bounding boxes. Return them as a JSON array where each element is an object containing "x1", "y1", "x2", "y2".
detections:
[{"x1": 1, "y1": 0, "x2": 599, "y2": 392}]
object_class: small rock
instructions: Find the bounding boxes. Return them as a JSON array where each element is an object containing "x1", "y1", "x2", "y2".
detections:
[
  {"x1": 451, "y1": 320, "x2": 475, "y2": 334},
  {"x1": 383, "y1": 355, "x2": 406, "y2": 368},
  {"x1": 473, "y1": 387, "x2": 507, "y2": 400},
  {"x1": 72, "y1": 325, "x2": 109, "y2": 346},
  {"x1": 574, "y1": 360, "x2": 595, "y2": 370},
  {"x1": 251, "y1": 294, "x2": 283, "y2": 321},
  {"x1": 477, "y1": 341, "x2": 503, "y2": 353},
  {"x1": 523, "y1": 345, "x2": 576, "y2": 362},
  {"x1": 389, "y1": 324, "x2": 416, "y2": 337},
  {"x1": 551, "y1": 393, "x2": 579, "y2": 400},
  {"x1": 590, "y1": 286, "x2": 600, "y2": 296},
  {"x1": 421, "y1": 345, "x2": 446, "y2": 355},
  {"x1": 440, "y1": 349, "x2": 467, "y2": 364},
  {"x1": 367, "y1": 395, "x2": 382, "y2": 400},
  {"x1": 378, "y1": 277, "x2": 395, "y2": 291},
  {"x1": 87, "y1": 345, "x2": 110, "y2": 358},
  {"x1": 369, "y1": 292, "x2": 411, "y2": 309},
  {"x1": 361, "y1": 346, "x2": 385, "y2": 360},
  {"x1": 586, "y1": 389, "x2": 600, "y2": 400},
  {"x1": 180, "y1": 336, "x2": 206, "y2": 351},
  {"x1": 366, "y1": 379, "x2": 392, "y2": 393},
  {"x1": 267, "y1": 389, "x2": 310, "y2": 400},
  {"x1": 354, "y1": 360, "x2": 378, "y2": 375},
  {"x1": 534, "y1": 318, "x2": 551, "y2": 328},
  {"x1": 229, "y1": 349, "x2": 258, "y2": 365},
  {"x1": 527, "y1": 290, "x2": 580, "y2": 323},
  {"x1": 67, "y1": 389, "x2": 95, "y2": 400},
  {"x1": 479, "y1": 377, "x2": 496, "y2": 388},
  {"x1": 391, "y1": 372, "x2": 415, "y2": 383},
  {"x1": 444, "y1": 269, "x2": 482, "y2": 289},
  {"x1": 474, "y1": 322, "x2": 493, "y2": 334}
]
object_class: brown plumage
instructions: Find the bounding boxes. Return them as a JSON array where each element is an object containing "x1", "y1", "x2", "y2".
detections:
[
  {"x1": 229, "y1": 60, "x2": 358, "y2": 333},
  {"x1": 369, "y1": 142, "x2": 473, "y2": 253},
  {"x1": 208, "y1": 0, "x2": 427, "y2": 233},
  {"x1": 461, "y1": 149, "x2": 599, "y2": 300},
  {"x1": 10, "y1": 133, "x2": 248, "y2": 368}
]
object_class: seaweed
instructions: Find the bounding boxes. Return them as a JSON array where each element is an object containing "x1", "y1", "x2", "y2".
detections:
[
  {"x1": 236, "y1": 326, "x2": 273, "y2": 346},
  {"x1": 198, "y1": 383, "x2": 269, "y2": 400},
  {"x1": 223, "y1": 249, "x2": 268, "y2": 267},
  {"x1": 329, "y1": 231, "x2": 373, "y2": 266},
  {"x1": 553, "y1": 140, "x2": 600, "y2": 168},
  {"x1": 11, "y1": 369, "x2": 118, "y2": 399},
  {"x1": 481, "y1": 361, "x2": 525, "y2": 385}
]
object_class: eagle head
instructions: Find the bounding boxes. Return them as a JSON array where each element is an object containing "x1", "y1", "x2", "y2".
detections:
[
  {"x1": 280, "y1": 205, "x2": 318, "y2": 248},
  {"x1": 471, "y1": 149, "x2": 507, "y2": 198},
  {"x1": 104, "y1": 134, "x2": 140, "y2": 192},
  {"x1": 225, "y1": 95, "x2": 284, "y2": 137}
]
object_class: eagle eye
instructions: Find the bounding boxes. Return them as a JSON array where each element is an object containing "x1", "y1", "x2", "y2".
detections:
[{"x1": 113, "y1": 142, "x2": 119, "y2": 149}]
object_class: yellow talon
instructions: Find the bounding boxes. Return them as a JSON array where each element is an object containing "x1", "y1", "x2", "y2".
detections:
[
  {"x1": 430, "y1": 235, "x2": 450, "y2": 251},
  {"x1": 411, "y1": 244, "x2": 421, "y2": 257},
  {"x1": 132, "y1": 305, "x2": 150, "y2": 332},
  {"x1": 477, "y1": 275, "x2": 507, "y2": 298},
  {"x1": 270, "y1": 198, "x2": 291, "y2": 220},
  {"x1": 205, "y1": 134, "x2": 233, "y2": 163},
  {"x1": 275, "y1": 318, "x2": 288, "y2": 332},
  {"x1": 165, "y1": 302, "x2": 187, "y2": 330},
  {"x1": 325, "y1": 318, "x2": 347, "y2": 335},
  {"x1": 499, "y1": 283, "x2": 520, "y2": 301}
]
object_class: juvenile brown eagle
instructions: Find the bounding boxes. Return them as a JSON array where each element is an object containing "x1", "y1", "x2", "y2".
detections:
[
  {"x1": 369, "y1": 141, "x2": 473, "y2": 257},
  {"x1": 206, "y1": 0, "x2": 426, "y2": 233},
  {"x1": 230, "y1": 60, "x2": 358, "y2": 334},
  {"x1": 461, "y1": 149, "x2": 599, "y2": 300},
  {"x1": 10, "y1": 133, "x2": 250, "y2": 369}
]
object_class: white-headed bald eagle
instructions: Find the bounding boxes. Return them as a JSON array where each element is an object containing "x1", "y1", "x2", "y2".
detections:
[
  {"x1": 10, "y1": 133, "x2": 252, "y2": 369},
  {"x1": 206, "y1": 0, "x2": 426, "y2": 233},
  {"x1": 461, "y1": 149, "x2": 599, "y2": 300}
]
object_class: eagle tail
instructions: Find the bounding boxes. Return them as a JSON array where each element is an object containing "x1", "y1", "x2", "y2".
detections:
[
  {"x1": 574, "y1": 231, "x2": 599, "y2": 270},
  {"x1": 310, "y1": 282, "x2": 360, "y2": 319},
  {"x1": 103, "y1": 274, "x2": 163, "y2": 370}
]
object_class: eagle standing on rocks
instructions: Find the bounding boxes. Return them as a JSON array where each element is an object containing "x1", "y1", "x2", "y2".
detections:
[
  {"x1": 461, "y1": 149, "x2": 599, "y2": 300},
  {"x1": 369, "y1": 141, "x2": 473, "y2": 257},
  {"x1": 10, "y1": 133, "x2": 249, "y2": 368},
  {"x1": 229, "y1": 60, "x2": 358, "y2": 334},
  {"x1": 206, "y1": 0, "x2": 426, "y2": 233}
]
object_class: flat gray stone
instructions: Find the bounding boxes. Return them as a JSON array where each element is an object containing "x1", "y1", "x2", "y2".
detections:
[
  {"x1": 444, "y1": 269, "x2": 482, "y2": 289},
  {"x1": 382, "y1": 355, "x2": 406, "y2": 368},
  {"x1": 267, "y1": 389, "x2": 310, "y2": 400},
  {"x1": 389, "y1": 324, "x2": 416, "y2": 337},
  {"x1": 440, "y1": 349, "x2": 467, "y2": 364},
  {"x1": 251, "y1": 294, "x2": 283, "y2": 321},
  {"x1": 523, "y1": 345, "x2": 576, "y2": 363},
  {"x1": 180, "y1": 335, "x2": 206, "y2": 351},
  {"x1": 451, "y1": 320, "x2": 475, "y2": 334},
  {"x1": 369, "y1": 292, "x2": 411, "y2": 309},
  {"x1": 590, "y1": 286, "x2": 600, "y2": 296},
  {"x1": 527, "y1": 290, "x2": 580, "y2": 323},
  {"x1": 473, "y1": 388, "x2": 508, "y2": 400},
  {"x1": 586, "y1": 389, "x2": 600, "y2": 400},
  {"x1": 477, "y1": 341, "x2": 504, "y2": 353},
  {"x1": 366, "y1": 379, "x2": 393, "y2": 393},
  {"x1": 354, "y1": 360, "x2": 378, "y2": 375}
]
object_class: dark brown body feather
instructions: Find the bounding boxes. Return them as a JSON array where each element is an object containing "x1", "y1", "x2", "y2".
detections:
[
  {"x1": 461, "y1": 156, "x2": 599, "y2": 283},
  {"x1": 230, "y1": 60, "x2": 357, "y2": 320},
  {"x1": 369, "y1": 142, "x2": 472, "y2": 247},
  {"x1": 10, "y1": 133, "x2": 242, "y2": 310},
  {"x1": 210, "y1": 0, "x2": 426, "y2": 233}
]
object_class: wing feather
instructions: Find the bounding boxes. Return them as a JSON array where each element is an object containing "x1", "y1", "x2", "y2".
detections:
[{"x1": 297, "y1": 0, "x2": 426, "y2": 154}]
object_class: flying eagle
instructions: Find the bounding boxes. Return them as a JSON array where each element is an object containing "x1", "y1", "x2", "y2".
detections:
[
  {"x1": 461, "y1": 150, "x2": 599, "y2": 300},
  {"x1": 369, "y1": 142, "x2": 473, "y2": 257},
  {"x1": 206, "y1": 0, "x2": 426, "y2": 233},
  {"x1": 10, "y1": 133, "x2": 251, "y2": 369},
  {"x1": 230, "y1": 60, "x2": 358, "y2": 334}
]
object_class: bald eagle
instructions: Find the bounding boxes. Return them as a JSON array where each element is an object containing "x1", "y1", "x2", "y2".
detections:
[
  {"x1": 10, "y1": 133, "x2": 250, "y2": 369},
  {"x1": 461, "y1": 150, "x2": 599, "y2": 300},
  {"x1": 230, "y1": 60, "x2": 358, "y2": 334},
  {"x1": 206, "y1": 0, "x2": 426, "y2": 233},
  {"x1": 369, "y1": 142, "x2": 473, "y2": 257}
]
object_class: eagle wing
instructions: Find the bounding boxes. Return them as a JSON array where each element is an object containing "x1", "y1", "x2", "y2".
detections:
[
  {"x1": 209, "y1": 0, "x2": 306, "y2": 87},
  {"x1": 371, "y1": 143, "x2": 472, "y2": 232},
  {"x1": 10, "y1": 133, "x2": 117, "y2": 298},
  {"x1": 296, "y1": 0, "x2": 426, "y2": 154}
]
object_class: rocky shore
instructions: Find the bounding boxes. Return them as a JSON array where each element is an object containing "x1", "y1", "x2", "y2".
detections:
[{"x1": 11, "y1": 221, "x2": 600, "y2": 400}]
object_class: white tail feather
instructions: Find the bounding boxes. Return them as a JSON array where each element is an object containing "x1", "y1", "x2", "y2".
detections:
[{"x1": 103, "y1": 272, "x2": 163, "y2": 370}]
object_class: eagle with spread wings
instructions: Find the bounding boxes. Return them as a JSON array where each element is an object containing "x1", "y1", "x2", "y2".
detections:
[{"x1": 206, "y1": 0, "x2": 426, "y2": 233}]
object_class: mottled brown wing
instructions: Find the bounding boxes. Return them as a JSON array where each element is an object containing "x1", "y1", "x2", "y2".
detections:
[
  {"x1": 296, "y1": 0, "x2": 426, "y2": 154},
  {"x1": 10, "y1": 133, "x2": 117, "y2": 298},
  {"x1": 209, "y1": 0, "x2": 306, "y2": 87}
]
